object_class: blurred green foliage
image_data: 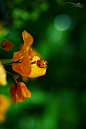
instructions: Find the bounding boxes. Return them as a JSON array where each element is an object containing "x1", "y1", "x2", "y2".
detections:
[{"x1": 0, "y1": 0, "x2": 86, "y2": 129}]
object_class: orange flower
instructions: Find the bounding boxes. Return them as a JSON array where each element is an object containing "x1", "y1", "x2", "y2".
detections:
[
  {"x1": 10, "y1": 82, "x2": 31, "y2": 104},
  {"x1": 12, "y1": 30, "x2": 47, "y2": 78},
  {"x1": 28, "y1": 56, "x2": 47, "y2": 78},
  {"x1": 12, "y1": 49, "x2": 31, "y2": 76},
  {"x1": 0, "y1": 94, "x2": 11, "y2": 122}
]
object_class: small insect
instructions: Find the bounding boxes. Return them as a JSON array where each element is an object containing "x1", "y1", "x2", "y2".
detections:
[
  {"x1": 37, "y1": 59, "x2": 48, "y2": 68},
  {"x1": 63, "y1": 2, "x2": 84, "y2": 8}
]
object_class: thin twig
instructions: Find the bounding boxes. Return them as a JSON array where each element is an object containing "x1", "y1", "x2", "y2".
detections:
[
  {"x1": 6, "y1": 71, "x2": 17, "y2": 83},
  {"x1": 63, "y1": 2, "x2": 84, "y2": 8}
]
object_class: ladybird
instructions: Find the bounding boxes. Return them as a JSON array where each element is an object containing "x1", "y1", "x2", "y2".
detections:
[{"x1": 37, "y1": 59, "x2": 48, "y2": 68}]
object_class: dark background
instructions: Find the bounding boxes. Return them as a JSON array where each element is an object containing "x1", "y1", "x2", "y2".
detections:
[{"x1": 0, "y1": 0, "x2": 86, "y2": 129}]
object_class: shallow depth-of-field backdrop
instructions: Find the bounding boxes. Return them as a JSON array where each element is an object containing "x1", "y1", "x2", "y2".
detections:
[{"x1": 0, "y1": 0, "x2": 86, "y2": 129}]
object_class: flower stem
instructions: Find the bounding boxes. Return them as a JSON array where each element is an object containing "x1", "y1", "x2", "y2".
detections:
[
  {"x1": 3, "y1": 60, "x2": 21, "y2": 66},
  {"x1": 6, "y1": 71, "x2": 17, "y2": 83}
]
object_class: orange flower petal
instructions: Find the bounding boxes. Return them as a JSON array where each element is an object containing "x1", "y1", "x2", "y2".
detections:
[
  {"x1": 22, "y1": 30, "x2": 33, "y2": 50},
  {"x1": 18, "y1": 82, "x2": 31, "y2": 97},
  {"x1": 10, "y1": 82, "x2": 31, "y2": 104},
  {"x1": 28, "y1": 56, "x2": 47, "y2": 78},
  {"x1": 19, "y1": 44, "x2": 24, "y2": 50},
  {"x1": 12, "y1": 50, "x2": 31, "y2": 76},
  {"x1": 10, "y1": 83, "x2": 22, "y2": 104}
]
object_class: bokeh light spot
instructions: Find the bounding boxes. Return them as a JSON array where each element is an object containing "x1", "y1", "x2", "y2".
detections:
[
  {"x1": 31, "y1": 90, "x2": 45, "y2": 104},
  {"x1": 19, "y1": 115, "x2": 34, "y2": 129},
  {"x1": 46, "y1": 25, "x2": 62, "y2": 42},
  {"x1": 54, "y1": 14, "x2": 71, "y2": 31}
]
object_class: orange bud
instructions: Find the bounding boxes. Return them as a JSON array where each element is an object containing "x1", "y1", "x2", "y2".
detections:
[{"x1": 1, "y1": 39, "x2": 13, "y2": 51}]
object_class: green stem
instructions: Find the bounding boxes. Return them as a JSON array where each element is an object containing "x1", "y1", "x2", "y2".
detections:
[
  {"x1": 0, "y1": 59, "x2": 12, "y2": 64},
  {"x1": 3, "y1": 60, "x2": 21, "y2": 66},
  {"x1": 3, "y1": 62, "x2": 13, "y2": 66}
]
